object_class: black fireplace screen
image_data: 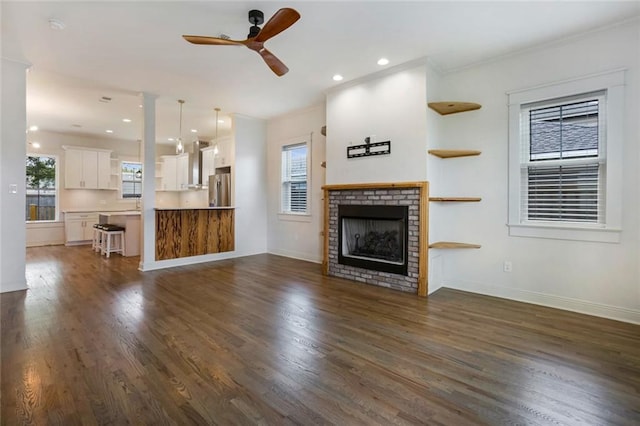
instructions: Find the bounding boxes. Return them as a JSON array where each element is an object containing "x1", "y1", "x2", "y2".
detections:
[{"x1": 338, "y1": 204, "x2": 409, "y2": 276}]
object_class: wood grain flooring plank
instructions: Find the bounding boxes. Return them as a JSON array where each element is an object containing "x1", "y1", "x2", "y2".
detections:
[{"x1": 2, "y1": 246, "x2": 639, "y2": 425}]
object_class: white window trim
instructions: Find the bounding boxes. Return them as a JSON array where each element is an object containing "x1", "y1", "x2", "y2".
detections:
[
  {"x1": 26, "y1": 153, "x2": 60, "y2": 223},
  {"x1": 507, "y1": 69, "x2": 625, "y2": 243},
  {"x1": 280, "y1": 137, "x2": 311, "y2": 216},
  {"x1": 120, "y1": 160, "x2": 142, "y2": 200}
]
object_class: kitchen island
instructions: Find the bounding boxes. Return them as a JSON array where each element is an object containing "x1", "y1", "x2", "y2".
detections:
[
  {"x1": 155, "y1": 207, "x2": 234, "y2": 260},
  {"x1": 98, "y1": 211, "x2": 141, "y2": 256}
]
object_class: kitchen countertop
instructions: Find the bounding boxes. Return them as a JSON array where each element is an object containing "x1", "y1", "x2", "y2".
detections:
[
  {"x1": 154, "y1": 206, "x2": 235, "y2": 210},
  {"x1": 63, "y1": 209, "x2": 141, "y2": 213},
  {"x1": 98, "y1": 211, "x2": 142, "y2": 216}
]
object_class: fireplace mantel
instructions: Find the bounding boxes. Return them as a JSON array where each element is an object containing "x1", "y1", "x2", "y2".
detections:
[{"x1": 322, "y1": 181, "x2": 429, "y2": 296}]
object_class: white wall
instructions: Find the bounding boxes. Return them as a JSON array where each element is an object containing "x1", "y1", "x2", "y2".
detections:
[
  {"x1": 1, "y1": 58, "x2": 29, "y2": 292},
  {"x1": 266, "y1": 104, "x2": 326, "y2": 263},
  {"x1": 425, "y1": 62, "x2": 445, "y2": 294},
  {"x1": 326, "y1": 63, "x2": 428, "y2": 185},
  {"x1": 432, "y1": 21, "x2": 640, "y2": 323},
  {"x1": 233, "y1": 114, "x2": 268, "y2": 256}
]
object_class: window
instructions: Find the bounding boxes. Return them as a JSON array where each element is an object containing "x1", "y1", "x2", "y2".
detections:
[
  {"x1": 523, "y1": 93, "x2": 603, "y2": 223},
  {"x1": 281, "y1": 142, "x2": 309, "y2": 214},
  {"x1": 26, "y1": 155, "x2": 58, "y2": 221},
  {"x1": 508, "y1": 70, "x2": 624, "y2": 243},
  {"x1": 121, "y1": 161, "x2": 142, "y2": 198}
]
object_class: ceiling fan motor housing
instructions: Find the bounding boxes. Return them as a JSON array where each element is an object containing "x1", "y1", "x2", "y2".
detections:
[
  {"x1": 248, "y1": 9, "x2": 264, "y2": 25},
  {"x1": 248, "y1": 9, "x2": 264, "y2": 38}
]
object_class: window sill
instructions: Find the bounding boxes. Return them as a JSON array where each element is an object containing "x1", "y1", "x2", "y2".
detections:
[
  {"x1": 278, "y1": 213, "x2": 312, "y2": 223},
  {"x1": 26, "y1": 220, "x2": 64, "y2": 227},
  {"x1": 508, "y1": 222, "x2": 621, "y2": 243}
]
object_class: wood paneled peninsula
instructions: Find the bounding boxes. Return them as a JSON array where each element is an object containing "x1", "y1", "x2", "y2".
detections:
[{"x1": 155, "y1": 207, "x2": 234, "y2": 260}]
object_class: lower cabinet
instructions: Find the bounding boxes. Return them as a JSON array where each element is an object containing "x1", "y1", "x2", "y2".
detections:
[{"x1": 65, "y1": 212, "x2": 98, "y2": 245}]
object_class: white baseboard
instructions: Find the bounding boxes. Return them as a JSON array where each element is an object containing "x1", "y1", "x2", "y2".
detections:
[
  {"x1": 1, "y1": 279, "x2": 28, "y2": 293},
  {"x1": 441, "y1": 280, "x2": 640, "y2": 325},
  {"x1": 139, "y1": 251, "x2": 240, "y2": 271},
  {"x1": 138, "y1": 249, "x2": 272, "y2": 272},
  {"x1": 267, "y1": 248, "x2": 322, "y2": 264}
]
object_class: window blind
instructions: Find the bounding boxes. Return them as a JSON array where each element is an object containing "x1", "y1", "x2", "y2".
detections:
[
  {"x1": 521, "y1": 92, "x2": 605, "y2": 224},
  {"x1": 281, "y1": 142, "x2": 308, "y2": 213},
  {"x1": 524, "y1": 164, "x2": 601, "y2": 223}
]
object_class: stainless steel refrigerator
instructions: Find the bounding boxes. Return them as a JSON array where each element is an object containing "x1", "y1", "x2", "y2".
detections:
[{"x1": 209, "y1": 173, "x2": 231, "y2": 207}]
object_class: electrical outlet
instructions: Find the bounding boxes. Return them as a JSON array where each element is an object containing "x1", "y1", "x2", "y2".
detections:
[{"x1": 503, "y1": 261, "x2": 513, "y2": 273}]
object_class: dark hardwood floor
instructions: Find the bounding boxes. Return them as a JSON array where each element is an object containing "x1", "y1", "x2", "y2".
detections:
[{"x1": 2, "y1": 245, "x2": 639, "y2": 425}]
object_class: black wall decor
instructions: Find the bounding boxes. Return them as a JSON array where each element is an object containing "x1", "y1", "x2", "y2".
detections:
[{"x1": 347, "y1": 139, "x2": 391, "y2": 158}]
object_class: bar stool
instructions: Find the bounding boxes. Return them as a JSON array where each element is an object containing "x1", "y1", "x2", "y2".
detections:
[
  {"x1": 92, "y1": 223, "x2": 104, "y2": 252},
  {"x1": 100, "y1": 224, "x2": 126, "y2": 258}
]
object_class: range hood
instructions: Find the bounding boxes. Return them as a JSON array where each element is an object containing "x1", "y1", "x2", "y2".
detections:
[{"x1": 187, "y1": 140, "x2": 210, "y2": 188}]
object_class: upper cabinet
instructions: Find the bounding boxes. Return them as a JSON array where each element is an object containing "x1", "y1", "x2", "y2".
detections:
[
  {"x1": 214, "y1": 137, "x2": 234, "y2": 169},
  {"x1": 202, "y1": 137, "x2": 234, "y2": 180},
  {"x1": 63, "y1": 146, "x2": 113, "y2": 189},
  {"x1": 201, "y1": 146, "x2": 216, "y2": 182},
  {"x1": 159, "y1": 153, "x2": 189, "y2": 191}
]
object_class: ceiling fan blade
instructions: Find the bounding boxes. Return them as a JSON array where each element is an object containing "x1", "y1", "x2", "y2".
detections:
[
  {"x1": 254, "y1": 8, "x2": 300, "y2": 43},
  {"x1": 182, "y1": 35, "x2": 244, "y2": 46},
  {"x1": 257, "y1": 48, "x2": 289, "y2": 76}
]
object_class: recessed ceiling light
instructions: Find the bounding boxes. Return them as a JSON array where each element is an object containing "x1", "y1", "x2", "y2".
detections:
[
  {"x1": 31, "y1": 142, "x2": 41, "y2": 149},
  {"x1": 377, "y1": 58, "x2": 389, "y2": 66},
  {"x1": 105, "y1": 129, "x2": 113, "y2": 133},
  {"x1": 48, "y1": 19, "x2": 65, "y2": 31},
  {"x1": 218, "y1": 119, "x2": 225, "y2": 124},
  {"x1": 168, "y1": 137, "x2": 174, "y2": 142},
  {"x1": 122, "y1": 118, "x2": 132, "y2": 123},
  {"x1": 191, "y1": 129, "x2": 197, "y2": 133},
  {"x1": 333, "y1": 74, "x2": 344, "y2": 81},
  {"x1": 29, "y1": 125, "x2": 39, "y2": 131}
]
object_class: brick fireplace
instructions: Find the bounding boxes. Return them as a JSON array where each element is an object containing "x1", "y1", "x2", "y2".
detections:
[{"x1": 322, "y1": 182, "x2": 429, "y2": 296}]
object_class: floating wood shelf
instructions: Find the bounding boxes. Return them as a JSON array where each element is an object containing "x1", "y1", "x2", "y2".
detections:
[
  {"x1": 429, "y1": 242, "x2": 481, "y2": 249},
  {"x1": 429, "y1": 197, "x2": 481, "y2": 202},
  {"x1": 428, "y1": 149, "x2": 481, "y2": 158},
  {"x1": 428, "y1": 102, "x2": 481, "y2": 115}
]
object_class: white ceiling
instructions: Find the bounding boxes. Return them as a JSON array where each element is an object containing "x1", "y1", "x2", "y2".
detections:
[{"x1": 3, "y1": 1, "x2": 639, "y2": 145}]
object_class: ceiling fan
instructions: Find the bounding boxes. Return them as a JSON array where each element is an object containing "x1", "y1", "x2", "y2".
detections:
[{"x1": 183, "y1": 8, "x2": 300, "y2": 77}]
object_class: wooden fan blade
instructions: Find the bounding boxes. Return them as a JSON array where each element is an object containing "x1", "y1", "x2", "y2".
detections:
[
  {"x1": 257, "y1": 47, "x2": 289, "y2": 76},
  {"x1": 182, "y1": 35, "x2": 244, "y2": 46},
  {"x1": 254, "y1": 8, "x2": 300, "y2": 43}
]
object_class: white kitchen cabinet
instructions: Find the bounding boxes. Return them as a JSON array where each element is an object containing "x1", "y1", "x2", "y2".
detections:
[
  {"x1": 159, "y1": 154, "x2": 189, "y2": 191},
  {"x1": 214, "y1": 137, "x2": 234, "y2": 168},
  {"x1": 201, "y1": 146, "x2": 216, "y2": 182},
  {"x1": 63, "y1": 147, "x2": 112, "y2": 189},
  {"x1": 203, "y1": 137, "x2": 234, "y2": 172},
  {"x1": 177, "y1": 153, "x2": 189, "y2": 189},
  {"x1": 65, "y1": 212, "x2": 98, "y2": 245}
]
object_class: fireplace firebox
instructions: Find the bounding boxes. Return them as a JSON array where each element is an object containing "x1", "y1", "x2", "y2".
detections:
[{"x1": 338, "y1": 204, "x2": 409, "y2": 276}]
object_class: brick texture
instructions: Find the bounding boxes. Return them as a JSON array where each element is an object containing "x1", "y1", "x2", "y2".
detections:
[{"x1": 327, "y1": 187, "x2": 421, "y2": 293}]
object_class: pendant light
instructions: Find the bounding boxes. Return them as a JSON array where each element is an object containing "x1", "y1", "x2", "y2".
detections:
[
  {"x1": 176, "y1": 99, "x2": 185, "y2": 154},
  {"x1": 213, "y1": 107, "x2": 220, "y2": 155}
]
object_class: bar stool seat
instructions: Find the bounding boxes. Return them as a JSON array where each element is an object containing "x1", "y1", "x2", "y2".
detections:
[{"x1": 100, "y1": 224, "x2": 126, "y2": 258}]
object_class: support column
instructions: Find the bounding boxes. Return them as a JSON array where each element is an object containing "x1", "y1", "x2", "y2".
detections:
[
  {"x1": 138, "y1": 92, "x2": 157, "y2": 271},
  {"x1": 0, "y1": 59, "x2": 30, "y2": 292}
]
